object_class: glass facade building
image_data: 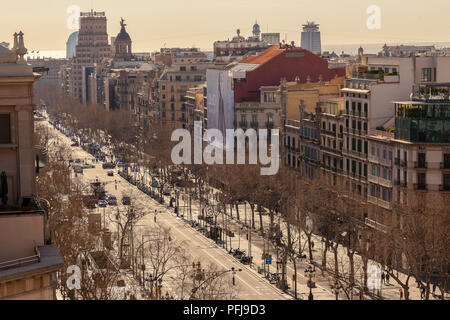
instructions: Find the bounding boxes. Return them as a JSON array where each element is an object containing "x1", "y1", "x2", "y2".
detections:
[{"x1": 394, "y1": 84, "x2": 450, "y2": 143}]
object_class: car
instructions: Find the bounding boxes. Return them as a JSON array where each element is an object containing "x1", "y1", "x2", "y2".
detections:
[
  {"x1": 108, "y1": 195, "x2": 118, "y2": 206},
  {"x1": 71, "y1": 142, "x2": 79, "y2": 147},
  {"x1": 107, "y1": 171, "x2": 114, "y2": 177},
  {"x1": 122, "y1": 196, "x2": 131, "y2": 205},
  {"x1": 98, "y1": 200, "x2": 107, "y2": 208},
  {"x1": 73, "y1": 166, "x2": 83, "y2": 174},
  {"x1": 103, "y1": 163, "x2": 116, "y2": 169}
]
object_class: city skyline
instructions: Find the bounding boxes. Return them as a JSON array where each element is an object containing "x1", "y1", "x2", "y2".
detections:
[{"x1": 2, "y1": 0, "x2": 450, "y2": 52}]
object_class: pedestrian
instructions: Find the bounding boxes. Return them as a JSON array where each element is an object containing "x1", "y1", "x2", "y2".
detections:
[
  {"x1": 381, "y1": 272, "x2": 385, "y2": 285},
  {"x1": 311, "y1": 241, "x2": 315, "y2": 249},
  {"x1": 399, "y1": 288, "x2": 403, "y2": 300},
  {"x1": 386, "y1": 273, "x2": 390, "y2": 285},
  {"x1": 420, "y1": 286, "x2": 425, "y2": 299},
  {"x1": 432, "y1": 283, "x2": 436, "y2": 294}
]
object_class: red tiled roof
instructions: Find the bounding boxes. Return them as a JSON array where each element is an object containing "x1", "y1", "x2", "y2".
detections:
[{"x1": 241, "y1": 45, "x2": 284, "y2": 65}]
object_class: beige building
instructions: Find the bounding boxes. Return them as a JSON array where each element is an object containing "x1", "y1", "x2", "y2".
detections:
[
  {"x1": 69, "y1": 10, "x2": 111, "y2": 103},
  {"x1": 158, "y1": 51, "x2": 213, "y2": 129},
  {"x1": 319, "y1": 97, "x2": 345, "y2": 178},
  {"x1": 0, "y1": 32, "x2": 63, "y2": 300},
  {"x1": 234, "y1": 85, "x2": 281, "y2": 131}
]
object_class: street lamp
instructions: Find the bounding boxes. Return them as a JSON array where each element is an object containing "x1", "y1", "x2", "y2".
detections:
[
  {"x1": 305, "y1": 264, "x2": 316, "y2": 300},
  {"x1": 231, "y1": 267, "x2": 242, "y2": 286}
]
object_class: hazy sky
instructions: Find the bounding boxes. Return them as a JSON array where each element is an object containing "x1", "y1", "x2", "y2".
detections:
[{"x1": 2, "y1": 0, "x2": 450, "y2": 52}]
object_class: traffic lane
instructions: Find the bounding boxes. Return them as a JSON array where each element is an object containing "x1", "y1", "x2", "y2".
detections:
[
  {"x1": 45, "y1": 121, "x2": 287, "y2": 300},
  {"x1": 150, "y1": 209, "x2": 288, "y2": 300}
]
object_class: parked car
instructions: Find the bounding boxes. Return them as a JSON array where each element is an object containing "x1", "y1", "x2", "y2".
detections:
[
  {"x1": 73, "y1": 166, "x2": 83, "y2": 174},
  {"x1": 107, "y1": 171, "x2": 114, "y2": 177},
  {"x1": 98, "y1": 200, "x2": 107, "y2": 208},
  {"x1": 108, "y1": 195, "x2": 118, "y2": 205},
  {"x1": 122, "y1": 196, "x2": 131, "y2": 205},
  {"x1": 71, "y1": 142, "x2": 79, "y2": 147},
  {"x1": 103, "y1": 162, "x2": 116, "y2": 169}
]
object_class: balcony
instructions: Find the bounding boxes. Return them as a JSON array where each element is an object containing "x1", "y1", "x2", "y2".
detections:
[
  {"x1": 401, "y1": 160, "x2": 408, "y2": 167},
  {"x1": 321, "y1": 129, "x2": 336, "y2": 136},
  {"x1": 439, "y1": 185, "x2": 450, "y2": 192},
  {"x1": 365, "y1": 217, "x2": 387, "y2": 233},
  {"x1": 367, "y1": 195, "x2": 392, "y2": 210},
  {"x1": 414, "y1": 161, "x2": 428, "y2": 169},
  {"x1": 414, "y1": 183, "x2": 427, "y2": 191},
  {"x1": 394, "y1": 158, "x2": 400, "y2": 166},
  {"x1": 321, "y1": 145, "x2": 341, "y2": 155},
  {"x1": 250, "y1": 121, "x2": 259, "y2": 129}
]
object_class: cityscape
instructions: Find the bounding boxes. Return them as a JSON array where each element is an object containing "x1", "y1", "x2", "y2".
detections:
[{"x1": 0, "y1": 0, "x2": 449, "y2": 308}]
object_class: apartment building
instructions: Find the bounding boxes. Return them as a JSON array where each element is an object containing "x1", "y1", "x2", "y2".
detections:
[
  {"x1": 367, "y1": 130, "x2": 395, "y2": 227},
  {"x1": 0, "y1": 33, "x2": 63, "y2": 300},
  {"x1": 280, "y1": 77, "x2": 344, "y2": 176},
  {"x1": 234, "y1": 85, "x2": 281, "y2": 132},
  {"x1": 158, "y1": 51, "x2": 213, "y2": 128},
  {"x1": 341, "y1": 69, "x2": 407, "y2": 200},
  {"x1": 393, "y1": 83, "x2": 450, "y2": 196},
  {"x1": 319, "y1": 97, "x2": 345, "y2": 179}
]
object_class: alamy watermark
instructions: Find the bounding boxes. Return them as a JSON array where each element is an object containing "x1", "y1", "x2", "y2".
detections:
[
  {"x1": 171, "y1": 121, "x2": 280, "y2": 176},
  {"x1": 66, "y1": 5, "x2": 81, "y2": 30},
  {"x1": 367, "y1": 264, "x2": 382, "y2": 290},
  {"x1": 367, "y1": 5, "x2": 381, "y2": 30},
  {"x1": 66, "y1": 265, "x2": 81, "y2": 290}
]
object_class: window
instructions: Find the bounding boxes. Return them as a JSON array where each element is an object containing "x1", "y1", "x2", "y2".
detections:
[
  {"x1": 418, "y1": 153, "x2": 426, "y2": 168},
  {"x1": 371, "y1": 146, "x2": 375, "y2": 156},
  {"x1": 444, "y1": 174, "x2": 450, "y2": 189},
  {"x1": 417, "y1": 173, "x2": 426, "y2": 188},
  {"x1": 443, "y1": 154, "x2": 450, "y2": 168},
  {"x1": 421, "y1": 68, "x2": 432, "y2": 82},
  {"x1": 0, "y1": 114, "x2": 11, "y2": 144}
]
